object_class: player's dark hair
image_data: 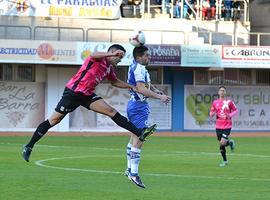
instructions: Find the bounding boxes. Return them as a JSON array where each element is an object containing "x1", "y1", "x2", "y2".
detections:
[
  {"x1": 133, "y1": 45, "x2": 149, "y2": 60},
  {"x1": 219, "y1": 85, "x2": 226, "y2": 90},
  {"x1": 107, "y1": 44, "x2": 126, "y2": 53}
]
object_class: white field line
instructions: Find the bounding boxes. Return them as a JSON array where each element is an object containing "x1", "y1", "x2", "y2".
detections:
[{"x1": 34, "y1": 155, "x2": 270, "y2": 182}]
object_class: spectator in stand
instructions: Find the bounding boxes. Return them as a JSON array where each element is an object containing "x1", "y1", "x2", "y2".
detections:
[
  {"x1": 192, "y1": 0, "x2": 199, "y2": 19},
  {"x1": 132, "y1": 0, "x2": 144, "y2": 18},
  {"x1": 202, "y1": 0, "x2": 211, "y2": 20},
  {"x1": 232, "y1": 0, "x2": 242, "y2": 21},
  {"x1": 120, "y1": 0, "x2": 128, "y2": 17},
  {"x1": 165, "y1": 0, "x2": 172, "y2": 17},
  {"x1": 183, "y1": 0, "x2": 189, "y2": 18},
  {"x1": 224, "y1": 0, "x2": 232, "y2": 21},
  {"x1": 210, "y1": 0, "x2": 216, "y2": 20},
  {"x1": 221, "y1": 1, "x2": 225, "y2": 19},
  {"x1": 173, "y1": 0, "x2": 189, "y2": 19},
  {"x1": 174, "y1": 0, "x2": 181, "y2": 18}
]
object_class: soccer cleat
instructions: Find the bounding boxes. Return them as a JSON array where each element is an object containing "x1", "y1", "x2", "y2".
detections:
[
  {"x1": 219, "y1": 161, "x2": 229, "y2": 167},
  {"x1": 22, "y1": 145, "x2": 32, "y2": 162},
  {"x1": 128, "y1": 175, "x2": 146, "y2": 188},
  {"x1": 229, "y1": 139, "x2": 235, "y2": 152},
  {"x1": 124, "y1": 168, "x2": 130, "y2": 177},
  {"x1": 139, "y1": 124, "x2": 157, "y2": 142}
]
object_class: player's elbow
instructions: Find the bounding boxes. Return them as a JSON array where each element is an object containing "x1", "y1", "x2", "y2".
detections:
[
  {"x1": 233, "y1": 109, "x2": 238, "y2": 116},
  {"x1": 136, "y1": 87, "x2": 145, "y2": 95},
  {"x1": 90, "y1": 53, "x2": 102, "y2": 60}
]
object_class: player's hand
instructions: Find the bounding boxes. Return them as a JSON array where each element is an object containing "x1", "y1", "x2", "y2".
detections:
[
  {"x1": 160, "y1": 95, "x2": 171, "y2": 104},
  {"x1": 112, "y1": 50, "x2": 125, "y2": 58}
]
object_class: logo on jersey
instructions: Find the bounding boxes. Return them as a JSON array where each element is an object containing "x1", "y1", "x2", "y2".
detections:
[
  {"x1": 219, "y1": 100, "x2": 230, "y2": 119},
  {"x1": 60, "y1": 106, "x2": 72, "y2": 112},
  {"x1": 144, "y1": 120, "x2": 149, "y2": 126},
  {"x1": 222, "y1": 100, "x2": 230, "y2": 110},
  {"x1": 60, "y1": 106, "x2": 65, "y2": 112}
]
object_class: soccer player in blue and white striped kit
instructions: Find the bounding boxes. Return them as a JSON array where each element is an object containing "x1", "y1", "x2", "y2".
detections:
[{"x1": 125, "y1": 45, "x2": 171, "y2": 188}]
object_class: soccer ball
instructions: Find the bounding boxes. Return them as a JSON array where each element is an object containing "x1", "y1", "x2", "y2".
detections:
[{"x1": 129, "y1": 31, "x2": 146, "y2": 47}]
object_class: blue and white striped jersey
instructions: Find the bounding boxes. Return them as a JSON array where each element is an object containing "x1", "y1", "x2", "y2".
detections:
[{"x1": 127, "y1": 60, "x2": 151, "y2": 101}]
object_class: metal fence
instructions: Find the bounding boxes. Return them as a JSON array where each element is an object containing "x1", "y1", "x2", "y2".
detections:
[{"x1": 1, "y1": 24, "x2": 270, "y2": 46}]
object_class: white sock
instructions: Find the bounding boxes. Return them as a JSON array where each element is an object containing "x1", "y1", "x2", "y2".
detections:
[
  {"x1": 130, "y1": 147, "x2": 141, "y2": 176},
  {"x1": 126, "y1": 143, "x2": 132, "y2": 171}
]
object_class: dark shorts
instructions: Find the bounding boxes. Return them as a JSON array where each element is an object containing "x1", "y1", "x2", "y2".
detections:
[
  {"x1": 216, "y1": 129, "x2": 231, "y2": 141},
  {"x1": 55, "y1": 87, "x2": 102, "y2": 115}
]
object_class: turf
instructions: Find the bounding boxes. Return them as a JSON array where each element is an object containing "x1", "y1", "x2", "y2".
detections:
[{"x1": 1, "y1": 136, "x2": 270, "y2": 200}]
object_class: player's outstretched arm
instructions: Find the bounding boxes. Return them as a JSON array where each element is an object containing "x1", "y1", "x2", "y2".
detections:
[
  {"x1": 150, "y1": 84, "x2": 164, "y2": 95},
  {"x1": 110, "y1": 78, "x2": 135, "y2": 90},
  {"x1": 136, "y1": 82, "x2": 170, "y2": 103},
  {"x1": 91, "y1": 50, "x2": 124, "y2": 60}
]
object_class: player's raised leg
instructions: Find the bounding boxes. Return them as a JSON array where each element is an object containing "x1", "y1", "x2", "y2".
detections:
[
  {"x1": 228, "y1": 139, "x2": 235, "y2": 152},
  {"x1": 89, "y1": 98, "x2": 156, "y2": 139}
]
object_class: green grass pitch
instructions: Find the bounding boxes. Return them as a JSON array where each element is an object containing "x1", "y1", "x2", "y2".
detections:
[{"x1": 1, "y1": 135, "x2": 270, "y2": 200}]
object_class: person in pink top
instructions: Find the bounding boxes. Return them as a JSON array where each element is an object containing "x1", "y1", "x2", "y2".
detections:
[
  {"x1": 209, "y1": 86, "x2": 238, "y2": 167},
  {"x1": 22, "y1": 44, "x2": 157, "y2": 162}
]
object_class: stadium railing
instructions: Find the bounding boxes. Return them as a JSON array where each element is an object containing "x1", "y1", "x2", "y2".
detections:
[
  {"x1": 1, "y1": 24, "x2": 270, "y2": 46},
  {"x1": 0, "y1": 25, "x2": 32, "y2": 40}
]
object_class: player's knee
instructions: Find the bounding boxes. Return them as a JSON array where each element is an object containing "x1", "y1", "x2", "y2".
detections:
[
  {"x1": 49, "y1": 117, "x2": 62, "y2": 126},
  {"x1": 106, "y1": 107, "x2": 117, "y2": 117},
  {"x1": 220, "y1": 140, "x2": 226, "y2": 146}
]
